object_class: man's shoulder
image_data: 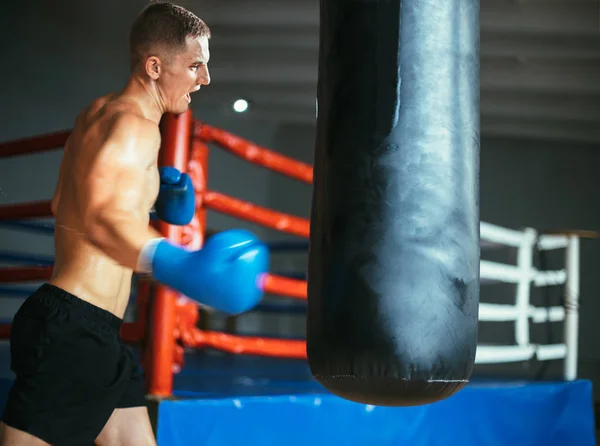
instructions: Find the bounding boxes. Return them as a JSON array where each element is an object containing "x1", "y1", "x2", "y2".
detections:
[
  {"x1": 109, "y1": 110, "x2": 157, "y2": 137},
  {"x1": 78, "y1": 94, "x2": 158, "y2": 138},
  {"x1": 77, "y1": 94, "x2": 115, "y2": 124}
]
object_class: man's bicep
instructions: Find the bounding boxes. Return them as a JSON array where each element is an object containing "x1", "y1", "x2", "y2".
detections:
[
  {"x1": 85, "y1": 155, "x2": 149, "y2": 223},
  {"x1": 85, "y1": 114, "x2": 158, "y2": 224},
  {"x1": 86, "y1": 137, "x2": 152, "y2": 220}
]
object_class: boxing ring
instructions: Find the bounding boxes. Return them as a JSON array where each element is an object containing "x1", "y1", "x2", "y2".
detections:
[{"x1": 0, "y1": 109, "x2": 596, "y2": 445}]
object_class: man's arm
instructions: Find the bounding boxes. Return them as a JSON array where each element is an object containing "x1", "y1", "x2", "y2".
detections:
[{"x1": 82, "y1": 113, "x2": 164, "y2": 272}]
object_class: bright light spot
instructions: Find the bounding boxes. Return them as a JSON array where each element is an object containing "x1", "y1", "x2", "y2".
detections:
[{"x1": 233, "y1": 99, "x2": 248, "y2": 113}]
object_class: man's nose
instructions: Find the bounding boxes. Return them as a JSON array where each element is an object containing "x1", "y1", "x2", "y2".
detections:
[{"x1": 198, "y1": 67, "x2": 210, "y2": 85}]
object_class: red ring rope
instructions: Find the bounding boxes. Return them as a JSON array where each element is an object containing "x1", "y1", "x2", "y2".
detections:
[
  {"x1": 0, "y1": 265, "x2": 53, "y2": 282},
  {"x1": 0, "y1": 130, "x2": 70, "y2": 158},
  {"x1": 263, "y1": 274, "x2": 306, "y2": 299},
  {"x1": 0, "y1": 201, "x2": 52, "y2": 221},
  {"x1": 203, "y1": 191, "x2": 309, "y2": 238},
  {"x1": 0, "y1": 236, "x2": 306, "y2": 302},
  {"x1": 196, "y1": 123, "x2": 313, "y2": 184},
  {"x1": 178, "y1": 326, "x2": 307, "y2": 359}
]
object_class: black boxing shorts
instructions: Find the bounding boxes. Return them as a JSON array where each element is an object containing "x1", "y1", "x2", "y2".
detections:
[{"x1": 1, "y1": 283, "x2": 146, "y2": 446}]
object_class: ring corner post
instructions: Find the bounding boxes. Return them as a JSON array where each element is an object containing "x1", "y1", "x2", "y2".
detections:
[
  {"x1": 147, "y1": 109, "x2": 194, "y2": 397},
  {"x1": 186, "y1": 125, "x2": 210, "y2": 329}
]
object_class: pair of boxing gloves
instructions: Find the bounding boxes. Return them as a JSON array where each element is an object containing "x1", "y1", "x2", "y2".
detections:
[{"x1": 143, "y1": 166, "x2": 269, "y2": 315}]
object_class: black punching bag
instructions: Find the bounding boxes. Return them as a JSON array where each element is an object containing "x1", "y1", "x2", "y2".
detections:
[{"x1": 307, "y1": 0, "x2": 480, "y2": 406}]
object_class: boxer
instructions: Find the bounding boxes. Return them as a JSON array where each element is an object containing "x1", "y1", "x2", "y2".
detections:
[{"x1": 0, "y1": 3, "x2": 268, "y2": 445}]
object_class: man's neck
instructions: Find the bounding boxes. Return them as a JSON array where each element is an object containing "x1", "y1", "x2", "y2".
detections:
[{"x1": 120, "y1": 75, "x2": 165, "y2": 125}]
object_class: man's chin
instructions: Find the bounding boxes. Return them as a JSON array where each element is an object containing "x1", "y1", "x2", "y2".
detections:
[{"x1": 168, "y1": 103, "x2": 191, "y2": 116}]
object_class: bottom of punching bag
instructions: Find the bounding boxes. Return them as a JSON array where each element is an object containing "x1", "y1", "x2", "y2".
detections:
[{"x1": 313, "y1": 375, "x2": 468, "y2": 407}]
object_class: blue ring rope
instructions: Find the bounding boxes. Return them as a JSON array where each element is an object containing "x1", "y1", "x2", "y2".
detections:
[{"x1": 0, "y1": 221, "x2": 55, "y2": 234}]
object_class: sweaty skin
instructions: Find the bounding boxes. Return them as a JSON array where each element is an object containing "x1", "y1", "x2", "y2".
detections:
[{"x1": 49, "y1": 96, "x2": 162, "y2": 317}]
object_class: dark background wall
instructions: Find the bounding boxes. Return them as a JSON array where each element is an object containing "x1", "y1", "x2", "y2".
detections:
[{"x1": 1, "y1": 1, "x2": 599, "y2": 398}]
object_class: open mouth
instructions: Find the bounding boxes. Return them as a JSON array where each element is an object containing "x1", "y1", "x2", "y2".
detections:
[{"x1": 185, "y1": 86, "x2": 200, "y2": 103}]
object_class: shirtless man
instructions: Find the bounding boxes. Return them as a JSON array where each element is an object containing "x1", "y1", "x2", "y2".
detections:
[{"x1": 0, "y1": 3, "x2": 268, "y2": 445}]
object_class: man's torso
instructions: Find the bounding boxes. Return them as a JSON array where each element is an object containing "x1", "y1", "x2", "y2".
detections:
[{"x1": 50, "y1": 94, "x2": 161, "y2": 317}]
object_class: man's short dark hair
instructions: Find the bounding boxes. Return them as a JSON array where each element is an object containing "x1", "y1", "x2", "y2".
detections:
[{"x1": 129, "y1": 1, "x2": 211, "y2": 70}]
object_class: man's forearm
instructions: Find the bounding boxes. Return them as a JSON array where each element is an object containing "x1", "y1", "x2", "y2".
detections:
[{"x1": 85, "y1": 212, "x2": 165, "y2": 272}]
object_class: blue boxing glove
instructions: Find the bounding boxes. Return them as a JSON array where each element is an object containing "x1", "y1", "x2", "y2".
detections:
[
  {"x1": 150, "y1": 166, "x2": 195, "y2": 225},
  {"x1": 137, "y1": 229, "x2": 269, "y2": 315}
]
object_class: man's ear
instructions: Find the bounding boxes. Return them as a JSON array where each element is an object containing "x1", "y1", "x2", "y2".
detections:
[{"x1": 145, "y1": 56, "x2": 162, "y2": 80}]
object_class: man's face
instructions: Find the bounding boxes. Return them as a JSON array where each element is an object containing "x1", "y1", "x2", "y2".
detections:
[{"x1": 158, "y1": 36, "x2": 211, "y2": 114}]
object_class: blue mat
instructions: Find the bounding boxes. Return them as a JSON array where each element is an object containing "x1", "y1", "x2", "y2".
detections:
[
  {"x1": 0, "y1": 342, "x2": 594, "y2": 445},
  {"x1": 158, "y1": 353, "x2": 596, "y2": 446}
]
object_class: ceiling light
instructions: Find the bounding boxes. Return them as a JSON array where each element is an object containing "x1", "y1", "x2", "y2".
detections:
[{"x1": 233, "y1": 99, "x2": 249, "y2": 113}]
